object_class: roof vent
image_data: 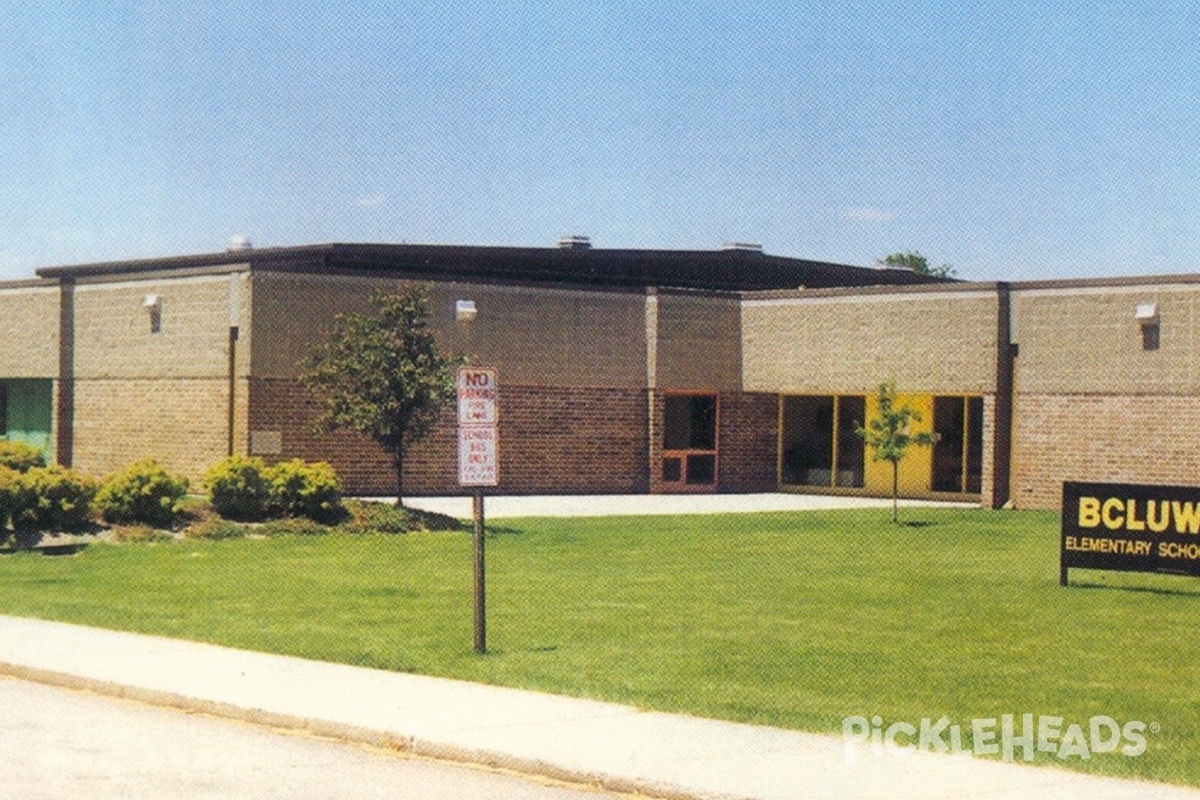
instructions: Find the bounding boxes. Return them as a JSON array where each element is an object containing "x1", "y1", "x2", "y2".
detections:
[
  {"x1": 721, "y1": 242, "x2": 763, "y2": 253},
  {"x1": 226, "y1": 235, "x2": 253, "y2": 252},
  {"x1": 558, "y1": 235, "x2": 592, "y2": 251}
]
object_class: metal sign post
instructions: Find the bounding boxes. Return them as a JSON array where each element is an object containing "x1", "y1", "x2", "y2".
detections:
[
  {"x1": 472, "y1": 488, "x2": 486, "y2": 653},
  {"x1": 457, "y1": 367, "x2": 499, "y2": 654}
]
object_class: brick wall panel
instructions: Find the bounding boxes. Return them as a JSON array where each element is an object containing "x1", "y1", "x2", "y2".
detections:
[
  {"x1": 250, "y1": 272, "x2": 648, "y2": 388},
  {"x1": 0, "y1": 285, "x2": 60, "y2": 377},
  {"x1": 742, "y1": 291, "x2": 998, "y2": 395},
  {"x1": 647, "y1": 391, "x2": 777, "y2": 493},
  {"x1": 249, "y1": 380, "x2": 650, "y2": 496},
  {"x1": 718, "y1": 392, "x2": 779, "y2": 492},
  {"x1": 1012, "y1": 393, "x2": 1200, "y2": 509},
  {"x1": 72, "y1": 378, "x2": 230, "y2": 481},
  {"x1": 73, "y1": 276, "x2": 240, "y2": 380}
]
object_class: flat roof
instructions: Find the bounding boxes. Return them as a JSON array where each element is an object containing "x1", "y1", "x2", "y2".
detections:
[{"x1": 36, "y1": 242, "x2": 950, "y2": 292}]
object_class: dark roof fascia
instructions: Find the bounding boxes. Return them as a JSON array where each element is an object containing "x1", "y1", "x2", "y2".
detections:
[
  {"x1": 325, "y1": 245, "x2": 953, "y2": 291},
  {"x1": 35, "y1": 248, "x2": 321, "y2": 280},
  {"x1": 742, "y1": 280, "x2": 1004, "y2": 302},
  {"x1": 1012, "y1": 273, "x2": 1200, "y2": 291},
  {"x1": 652, "y1": 285, "x2": 743, "y2": 300},
  {"x1": 315, "y1": 244, "x2": 823, "y2": 291},
  {"x1": 256, "y1": 260, "x2": 659, "y2": 297},
  {"x1": 65, "y1": 262, "x2": 254, "y2": 285},
  {"x1": 35, "y1": 242, "x2": 951, "y2": 292},
  {"x1": 0, "y1": 277, "x2": 61, "y2": 291}
]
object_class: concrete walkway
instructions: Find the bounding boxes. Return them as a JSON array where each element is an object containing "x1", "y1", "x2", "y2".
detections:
[
  {"x1": 396, "y1": 492, "x2": 976, "y2": 519},
  {"x1": 0, "y1": 615, "x2": 1194, "y2": 800}
]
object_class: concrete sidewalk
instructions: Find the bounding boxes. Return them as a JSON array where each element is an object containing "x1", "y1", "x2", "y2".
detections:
[
  {"x1": 397, "y1": 492, "x2": 975, "y2": 519},
  {"x1": 0, "y1": 615, "x2": 1194, "y2": 800}
]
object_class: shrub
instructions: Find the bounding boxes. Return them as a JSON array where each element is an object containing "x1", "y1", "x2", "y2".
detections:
[
  {"x1": 204, "y1": 456, "x2": 270, "y2": 520},
  {"x1": 337, "y1": 499, "x2": 418, "y2": 535},
  {"x1": 0, "y1": 466, "x2": 21, "y2": 536},
  {"x1": 183, "y1": 518, "x2": 248, "y2": 540},
  {"x1": 256, "y1": 517, "x2": 329, "y2": 537},
  {"x1": 94, "y1": 460, "x2": 189, "y2": 528},
  {"x1": 109, "y1": 524, "x2": 174, "y2": 544},
  {"x1": 14, "y1": 466, "x2": 96, "y2": 531},
  {"x1": 173, "y1": 494, "x2": 217, "y2": 525},
  {"x1": 265, "y1": 459, "x2": 343, "y2": 522},
  {"x1": 0, "y1": 441, "x2": 45, "y2": 473}
]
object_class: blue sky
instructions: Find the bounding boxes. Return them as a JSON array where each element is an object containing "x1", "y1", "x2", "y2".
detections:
[{"x1": 2, "y1": 2, "x2": 1197, "y2": 281}]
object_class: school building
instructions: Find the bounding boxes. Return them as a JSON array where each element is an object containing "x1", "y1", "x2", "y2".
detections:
[{"x1": 1, "y1": 239, "x2": 1196, "y2": 510}]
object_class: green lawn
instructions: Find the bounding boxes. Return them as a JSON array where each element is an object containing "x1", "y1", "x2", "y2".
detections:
[{"x1": 0, "y1": 508, "x2": 1197, "y2": 786}]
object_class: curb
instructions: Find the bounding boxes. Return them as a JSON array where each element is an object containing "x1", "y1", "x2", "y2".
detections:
[{"x1": 0, "y1": 660, "x2": 731, "y2": 800}]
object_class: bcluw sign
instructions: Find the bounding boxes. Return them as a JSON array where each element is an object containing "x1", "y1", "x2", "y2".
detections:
[{"x1": 1061, "y1": 481, "x2": 1200, "y2": 585}]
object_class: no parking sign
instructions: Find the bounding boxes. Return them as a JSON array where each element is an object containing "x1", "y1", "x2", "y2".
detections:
[{"x1": 457, "y1": 368, "x2": 498, "y2": 487}]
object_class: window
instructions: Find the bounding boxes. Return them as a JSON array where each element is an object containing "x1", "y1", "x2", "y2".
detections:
[
  {"x1": 781, "y1": 396, "x2": 832, "y2": 485},
  {"x1": 780, "y1": 395, "x2": 865, "y2": 488},
  {"x1": 0, "y1": 380, "x2": 52, "y2": 453},
  {"x1": 662, "y1": 394, "x2": 718, "y2": 488},
  {"x1": 931, "y1": 396, "x2": 983, "y2": 494},
  {"x1": 835, "y1": 396, "x2": 866, "y2": 487}
]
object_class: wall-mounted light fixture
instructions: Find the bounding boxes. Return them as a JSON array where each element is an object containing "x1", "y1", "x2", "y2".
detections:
[
  {"x1": 143, "y1": 294, "x2": 162, "y2": 333},
  {"x1": 1135, "y1": 302, "x2": 1159, "y2": 323},
  {"x1": 456, "y1": 299, "x2": 478, "y2": 323}
]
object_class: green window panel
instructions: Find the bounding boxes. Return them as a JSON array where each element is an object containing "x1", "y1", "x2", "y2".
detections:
[{"x1": 1, "y1": 379, "x2": 53, "y2": 456}]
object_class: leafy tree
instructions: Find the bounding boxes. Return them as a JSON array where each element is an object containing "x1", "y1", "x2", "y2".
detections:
[
  {"x1": 856, "y1": 381, "x2": 934, "y2": 523},
  {"x1": 877, "y1": 251, "x2": 956, "y2": 279},
  {"x1": 302, "y1": 285, "x2": 463, "y2": 507}
]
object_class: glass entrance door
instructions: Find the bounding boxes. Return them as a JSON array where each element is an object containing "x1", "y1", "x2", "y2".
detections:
[{"x1": 661, "y1": 393, "x2": 718, "y2": 490}]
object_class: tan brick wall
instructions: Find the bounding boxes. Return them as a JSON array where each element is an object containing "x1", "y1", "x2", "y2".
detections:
[
  {"x1": 654, "y1": 293, "x2": 741, "y2": 391},
  {"x1": 71, "y1": 378, "x2": 231, "y2": 482},
  {"x1": 1012, "y1": 284, "x2": 1200, "y2": 394},
  {"x1": 64, "y1": 272, "x2": 250, "y2": 480},
  {"x1": 979, "y1": 393, "x2": 998, "y2": 508},
  {"x1": 1008, "y1": 283, "x2": 1200, "y2": 509},
  {"x1": 1011, "y1": 393, "x2": 1200, "y2": 509},
  {"x1": 741, "y1": 290, "x2": 998, "y2": 394},
  {"x1": 73, "y1": 274, "x2": 249, "y2": 380},
  {"x1": 249, "y1": 378, "x2": 650, "y2": 496},
  {"x1": 250, "y1": 271, "x2": 648, "y2": 388},
  {"x1": 0, "y1": 284, "x2": 60, "y2": 377}
]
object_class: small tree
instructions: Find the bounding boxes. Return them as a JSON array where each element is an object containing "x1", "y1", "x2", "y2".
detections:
[
  {"x1": 877, "y1": 251, "x2": 956, "y2": 279},
  {"x1": 857, "y1": 381, "x2": 934, "y2": 523},
  {"x1": 301, "y1": 285, "x2": 463, "y2": 507}
]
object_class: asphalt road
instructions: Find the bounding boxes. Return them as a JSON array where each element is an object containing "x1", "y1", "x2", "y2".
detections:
[{"x1": 0, "y1": 676, "x2": 624, "y2": 800}]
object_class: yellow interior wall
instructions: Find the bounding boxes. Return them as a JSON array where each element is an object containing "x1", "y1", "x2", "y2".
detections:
[{"x1": 862, "y1": 393, "x2": 934, "y2": 496}]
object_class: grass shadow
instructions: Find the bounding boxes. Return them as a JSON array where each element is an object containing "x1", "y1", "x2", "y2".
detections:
[
  {"x1": 1068, "y1": 579, "x2": 1200, "y2": 598},
  {"x1": 482, "y1": 524, "x2": 523, "y2": 536},
  {"x1": 405, "y1": 508, "x2": 467, "y2": 532},
  {"x1": 4, "y1": 523, "x2": 104, "y2": 553}
]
